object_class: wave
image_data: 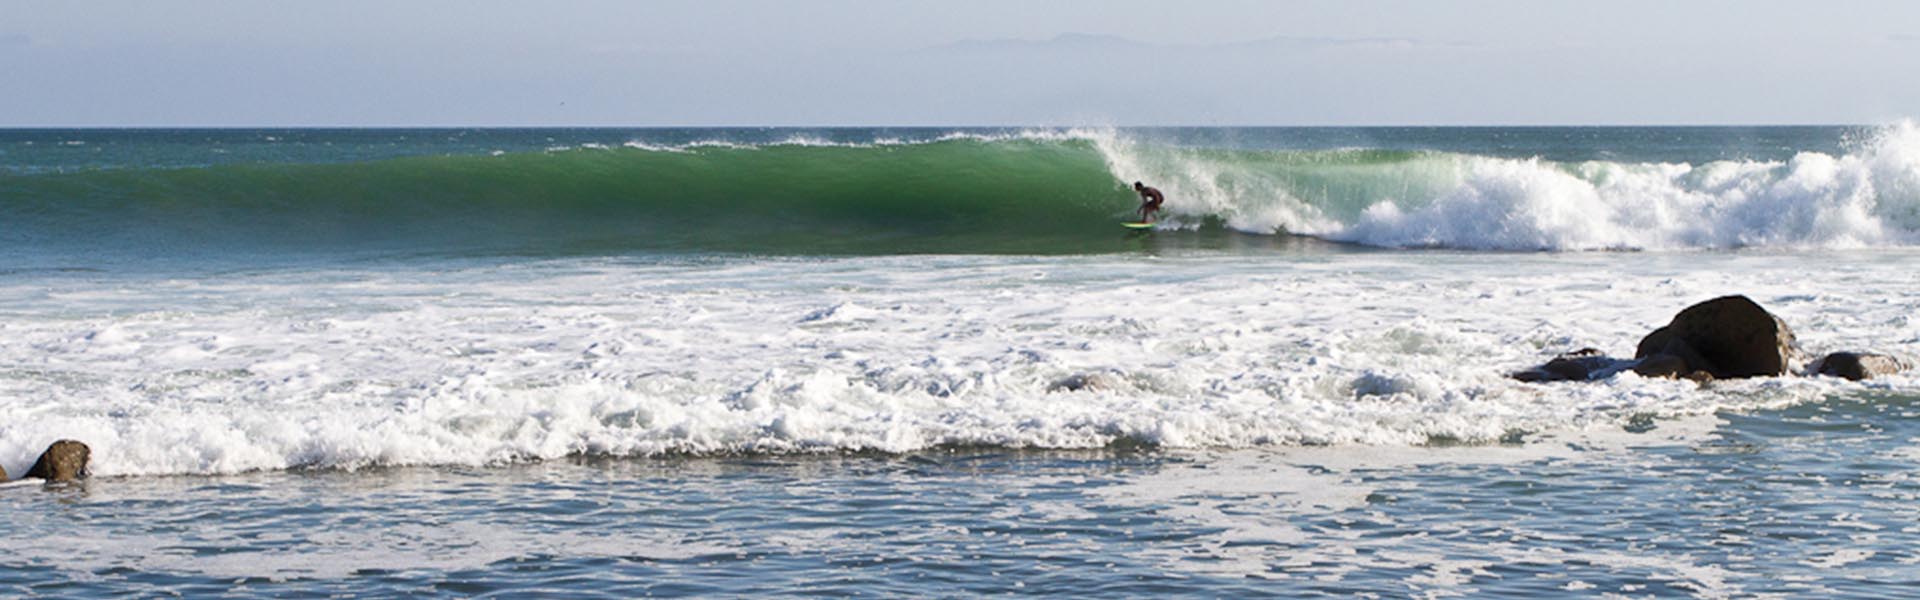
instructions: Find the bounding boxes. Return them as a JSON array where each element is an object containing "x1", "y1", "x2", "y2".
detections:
[
  {"x1": 0, "y1": 133, "x2": 1135, "y2": 257},
  {"x1": 1099, "y1": 121, "x2": 1920, "y2": 250},
  {"x1": 5, "y1": 123, "x2": 1920, "y2": 256}
]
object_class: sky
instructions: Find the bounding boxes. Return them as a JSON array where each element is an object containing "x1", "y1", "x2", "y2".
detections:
[{"x1": 3, "y1": 0, "x2": 1918, "y2": 126}]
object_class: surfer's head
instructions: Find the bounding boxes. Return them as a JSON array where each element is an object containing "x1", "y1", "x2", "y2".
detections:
[{"x1": 1133, "y1": 181, "x2": 1143, "y2": 190}]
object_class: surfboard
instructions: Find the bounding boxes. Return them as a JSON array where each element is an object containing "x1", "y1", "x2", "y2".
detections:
[{"x1": 1121, "y1": 221, "x2": 1155, "y2": 230}]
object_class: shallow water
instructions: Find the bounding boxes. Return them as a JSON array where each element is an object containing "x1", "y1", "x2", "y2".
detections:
[{"x1": 5, "y1": 397, "x2": 1919, "y2": 597}]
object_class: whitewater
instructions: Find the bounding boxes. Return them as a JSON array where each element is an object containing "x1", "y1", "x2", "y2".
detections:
[
  {"x1": 2, "y1": 250, "x2": 1915, "y2": 477},
  {"x1": 5, "y1": 125, "x2": 1920, "y2": 596},
  {"x1": 1099, "y1": 122, "x2": 1920, "y2": 250},
  {"x1": 6, "y1": 123, "x2": 1920, "y2": 263}
]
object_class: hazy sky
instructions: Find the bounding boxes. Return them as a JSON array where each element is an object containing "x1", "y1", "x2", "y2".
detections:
[{"x1": 4, "y1": 0, "x2": 1918, "y2": 126}]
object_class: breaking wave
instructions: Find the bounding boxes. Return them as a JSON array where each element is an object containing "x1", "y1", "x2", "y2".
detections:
[{"x1": 5, "y1": 123, "x2": 1919, "y2": 255}]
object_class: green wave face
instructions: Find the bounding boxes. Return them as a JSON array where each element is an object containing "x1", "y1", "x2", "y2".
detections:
[
  {"x1": 18, "y1": 127, "x2": 1912, "y2": 260},
  {"x1": 3, "y1": 139, "x2": 1162, "y2": 257},
  {"x1": 10, "y1": 124, "x2": 1920, "y2": 261},
  {"x1": 3, "y1": 138, "x2": 1464, "y2": 260}
]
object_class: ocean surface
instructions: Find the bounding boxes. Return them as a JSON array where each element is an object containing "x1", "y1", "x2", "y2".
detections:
[{"x1": 3, "y1": 126, "x2": 1919, "y2": 596}]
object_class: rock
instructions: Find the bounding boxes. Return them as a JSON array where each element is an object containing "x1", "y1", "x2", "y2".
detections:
[
  {"x1": 23, "y1": 440, "x2": 90, "y2": 482},
  {"x1": 0, "y1": 462, "x2": 6, "y2": 481},
  {"x1": 1540, "y1": 348, "x2": 1608, "y2": 380},
  {"x1": 1635, "y1": 295, "x2": 1799, "y2": 379},
  {"x1": 1509, "y1": 369, "x2": 1554, "y2": 383},
  {"x1": 1632, "y1": 354, "x2": 1691, "y2": 379},
  {"x1": 1049, "y1": 372, "x2": 1124, "y2": 392},
  {"x1": 1811, "y1": 352, "x2": 1912, "y2": 381},
  {"x1": 1510, "y1": 348, "x2": 1625, "y2": 382},
  {"x1": 1632, "y1": 329, "x2": 1710, "y2": 376}
]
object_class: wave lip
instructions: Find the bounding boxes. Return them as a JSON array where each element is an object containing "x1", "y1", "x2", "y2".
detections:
[{"x1": 1104, "y1": 120, "x2": 1920, "y2": 251}]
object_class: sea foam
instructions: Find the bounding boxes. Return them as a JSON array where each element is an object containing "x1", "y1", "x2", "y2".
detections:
[
  {"x1": 2, "y1": 253, "x2": 1914, "y2": 477},
  {"x1": 1096, "y1": 121, "x2": 1920, "y2": 250}
]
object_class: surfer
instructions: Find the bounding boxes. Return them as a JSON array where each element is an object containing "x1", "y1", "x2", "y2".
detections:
[{"x1": 1133, "y1": 182, "x2": 1165, "y2": 222}]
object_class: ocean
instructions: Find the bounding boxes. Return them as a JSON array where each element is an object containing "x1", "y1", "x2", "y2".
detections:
[{"x1": 2, "y1": 126, "x2": 1918, "y2": 596}]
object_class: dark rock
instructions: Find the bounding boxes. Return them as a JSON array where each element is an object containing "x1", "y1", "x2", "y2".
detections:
[
  {"x1": 1511, "y1": 362, "x2": 1566, "y2": 382},
  {"x1": 1634, "y1": 326, "x2": 1676, "y2": 361},
  {"x1": 1509, "y1": 368, "x2": 1555, "y2": 383},
  {"x1": 1811, "y1": 352, "x2": 1912, "y2": 381},
  {"x1": 1539, "y1": 357, "x2": 1592, "y2": 380},
  {"x1": 1510, "y1": 348, "x2": 1626, "y2": 382},
  {"x1": 23, "y1": 440, "x2": 90, "y2": 482},
  {"x1": 1634, "y1": 295, "x2": 1799, "y2": 379},
  {"x1": 1634, "y1": 329, "x2": 1712, "y2": 375},
  {"x1": 1049, "y1": 372, "x2": 1124, "y2": 392},
  {"x1": 1632, "y1": 354, "x2": 1692, "y2": 379}
]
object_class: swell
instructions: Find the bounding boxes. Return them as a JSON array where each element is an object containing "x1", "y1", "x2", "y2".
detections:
[
  {"x1": 6, "y1": 123, "x2": 1920, "y2": 258},
  {"x1": 0, "y1": 138, "x2": 1138, "y2": 257}
]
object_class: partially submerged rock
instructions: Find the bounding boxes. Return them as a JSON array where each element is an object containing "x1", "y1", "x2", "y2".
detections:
[
  {"x1": 1631, "y1": 354, "x2": 1691, "y2": 379},
  {"x1": 1811, "y1": 352, "x2": 1912, "y2": 381},
  {"x1": 1634, "y1": 295, "x2": 1799, "y2": 379},
  {"x1": 1049, "y1": 371, "x2": 1125, "y2": 392},
  {"x1": 22, "y1": 439, "x2": 91, "y2": 482},
  {"x1": 1514, "y1": 296, "x2": 1910, "y2": 386},
  {"x1": 1510, "y1": 348, "x2": 1626, "y2": 382}
]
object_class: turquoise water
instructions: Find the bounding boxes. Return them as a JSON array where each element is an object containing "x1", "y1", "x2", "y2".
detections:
[{"x1": 3, "y1": 127, "x2": 1918, "y2": 597}]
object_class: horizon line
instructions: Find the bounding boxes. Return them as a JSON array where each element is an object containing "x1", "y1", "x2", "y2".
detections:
[{"x1": 0, "y1": 122, "x2": 1889, "y2": 130}]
